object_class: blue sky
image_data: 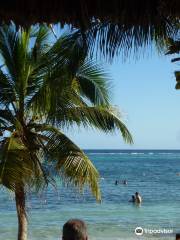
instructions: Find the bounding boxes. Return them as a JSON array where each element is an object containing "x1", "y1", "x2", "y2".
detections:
[
  {"x1": 66, "y1": 48, "x2": 180, "y2": 149},
  {"x1": 53, "y1": 26, "x2": 180, "y2": 149}
]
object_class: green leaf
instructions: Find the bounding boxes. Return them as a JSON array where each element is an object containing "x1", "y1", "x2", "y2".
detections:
[{"x1": 37, "y1": 125, "x2": 101, "y2": 200}]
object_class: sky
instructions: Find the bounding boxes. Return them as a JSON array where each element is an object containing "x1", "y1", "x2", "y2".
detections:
[
  {"x1": 35, "y1": 26, "x2": 180, "y2": 150},
  {"x1": 65, "y1": 46, "x2": 180, "y2": 149}
]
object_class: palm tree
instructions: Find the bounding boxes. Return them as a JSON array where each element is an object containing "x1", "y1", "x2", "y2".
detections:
[
  {"x1": 166, "y1": 37, "x2": 180, "y2": 89},
  {"x1": 0, "y1": 24, "x2": 132, "y2": 240}
]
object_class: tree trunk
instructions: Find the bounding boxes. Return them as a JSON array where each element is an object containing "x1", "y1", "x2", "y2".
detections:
[{"x1": 15, "y1": 187, "x2": 27, "y2": 240}]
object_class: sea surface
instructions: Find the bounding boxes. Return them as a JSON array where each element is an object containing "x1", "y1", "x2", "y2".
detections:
[{"x1": 1, "y1": 149, "x2": 180, "y2": 240}]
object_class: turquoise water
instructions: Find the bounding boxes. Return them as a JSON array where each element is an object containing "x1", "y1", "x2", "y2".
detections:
[{"x1": 1, "y1": 150, "x2": 180, "y2": 239}]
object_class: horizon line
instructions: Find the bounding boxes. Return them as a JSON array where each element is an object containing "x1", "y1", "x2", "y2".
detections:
[{"x1": 83, "y1": 148, "x2": 180, "y2": 150}]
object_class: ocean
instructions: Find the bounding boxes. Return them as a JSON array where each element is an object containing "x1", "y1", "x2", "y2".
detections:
[{"x1": 1, "y1": 149, "x2": 180, "y2": 240}]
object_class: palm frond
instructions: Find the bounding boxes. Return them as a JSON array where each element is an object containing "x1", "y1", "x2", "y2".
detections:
[
  {"x1": 166, "y1": 38, "x2": 180, "y2": 55},
  {"x1": 76, "y1": 59, "x2": 110, "y2": 105},
  {"x1": 0, "y1": 69, "x2": 16, "y2": 106},
  {"x1": 48, "y1": 106, "x2": 133, "y2": 144},
  {"x1": 31, "y1": 25, "x2": 51, "y2": 61},
  {"x1": 35, "y1": 125, "x2": 101, "y2": 201},
  {"x1": 0, "y1": 135, "x2": 33, "y2": 191},
  {"x1": 0, "y1": 24, "x2": 19, "y2": 80},
  {"x1": 0, "y1": 109, "x2": 16, "y2": 127},
  {"x1": 0, "y1": 131, "x2": 50, "y2": 193},
  {"x1": 86, "y1": 21, "x2": 178, "y2": 61},
  {"x1": 165, "y1": 36, "x2": 180, "y2": 89}
]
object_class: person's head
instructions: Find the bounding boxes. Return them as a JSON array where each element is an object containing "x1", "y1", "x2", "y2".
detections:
[
  {"x1": 62, "y1": 219, "x2": 88, "y2": 240},
  {"x1": 135, "y1": 192, "x2": 139, "y2": 196},
  {"x1": 176, "y1": 234, "x2": 180, "y2": 240}
]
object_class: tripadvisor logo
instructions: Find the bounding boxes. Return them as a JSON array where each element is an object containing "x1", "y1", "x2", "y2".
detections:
[
  {"x1": 135, "y1": 227, "x2": 173, "y2": 236},
  {"x1": 135, "y1": 227, "x2": 143, "y2": 236}
]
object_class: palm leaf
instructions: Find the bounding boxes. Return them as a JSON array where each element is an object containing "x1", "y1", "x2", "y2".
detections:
[
  {"x1": 48, "y1": 106, "x2": 133, "y2": 144},
  {"x1": 86, "y1": 20, "x2": 178, "y2": 61},
  {"x1": 165, "y1": 35, "x2": 180, "y2": 89},
  {"x1": 76, "y1": 59, "x2": 110, "y2": 105},
  {"x1": 35, "y1": 124, "x2": 101, "y2": 200},
  {"x1": 31, "y1": 25, "x2": 51, "y2": 61}
]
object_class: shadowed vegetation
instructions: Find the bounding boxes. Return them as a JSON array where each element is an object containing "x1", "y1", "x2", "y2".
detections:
[
  {"x1": 166, "y1": 34, "x2": 180, "y2": 89},
  {"x1": 0, "y1": 1, "x2": 179, "y2": 60}
]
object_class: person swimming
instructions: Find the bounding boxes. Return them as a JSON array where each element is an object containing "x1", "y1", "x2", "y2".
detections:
[
  {"x1": 135, "y1": 192, "x2": 142, "y2": 204},
  {"x1": 129, "y1": 195, "x2": 135, "y2": 203},
  {"x1": 115, "y1": 179, "x2": 127, "y2": 185},
  {"x1": 123, "y1": 180, "x2": 127, "y2": 185}
]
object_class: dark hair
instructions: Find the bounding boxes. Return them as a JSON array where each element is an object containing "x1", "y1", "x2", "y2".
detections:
[
  {"x1": 176, "y1": 234, "x2": 180, "y2": 240},
  {"x1": 63, "y1": 219, "x2": 87, "y2": 240}
]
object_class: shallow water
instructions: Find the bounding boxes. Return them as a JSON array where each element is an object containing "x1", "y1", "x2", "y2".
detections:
[{"x1": 1, "y1": 149, "x2": 180, "y2": 239}]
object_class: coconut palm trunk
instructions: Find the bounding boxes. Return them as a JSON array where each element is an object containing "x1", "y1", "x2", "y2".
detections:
[{"x1": 15, "y1": 187, "x2": 27, "y2": 240}]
